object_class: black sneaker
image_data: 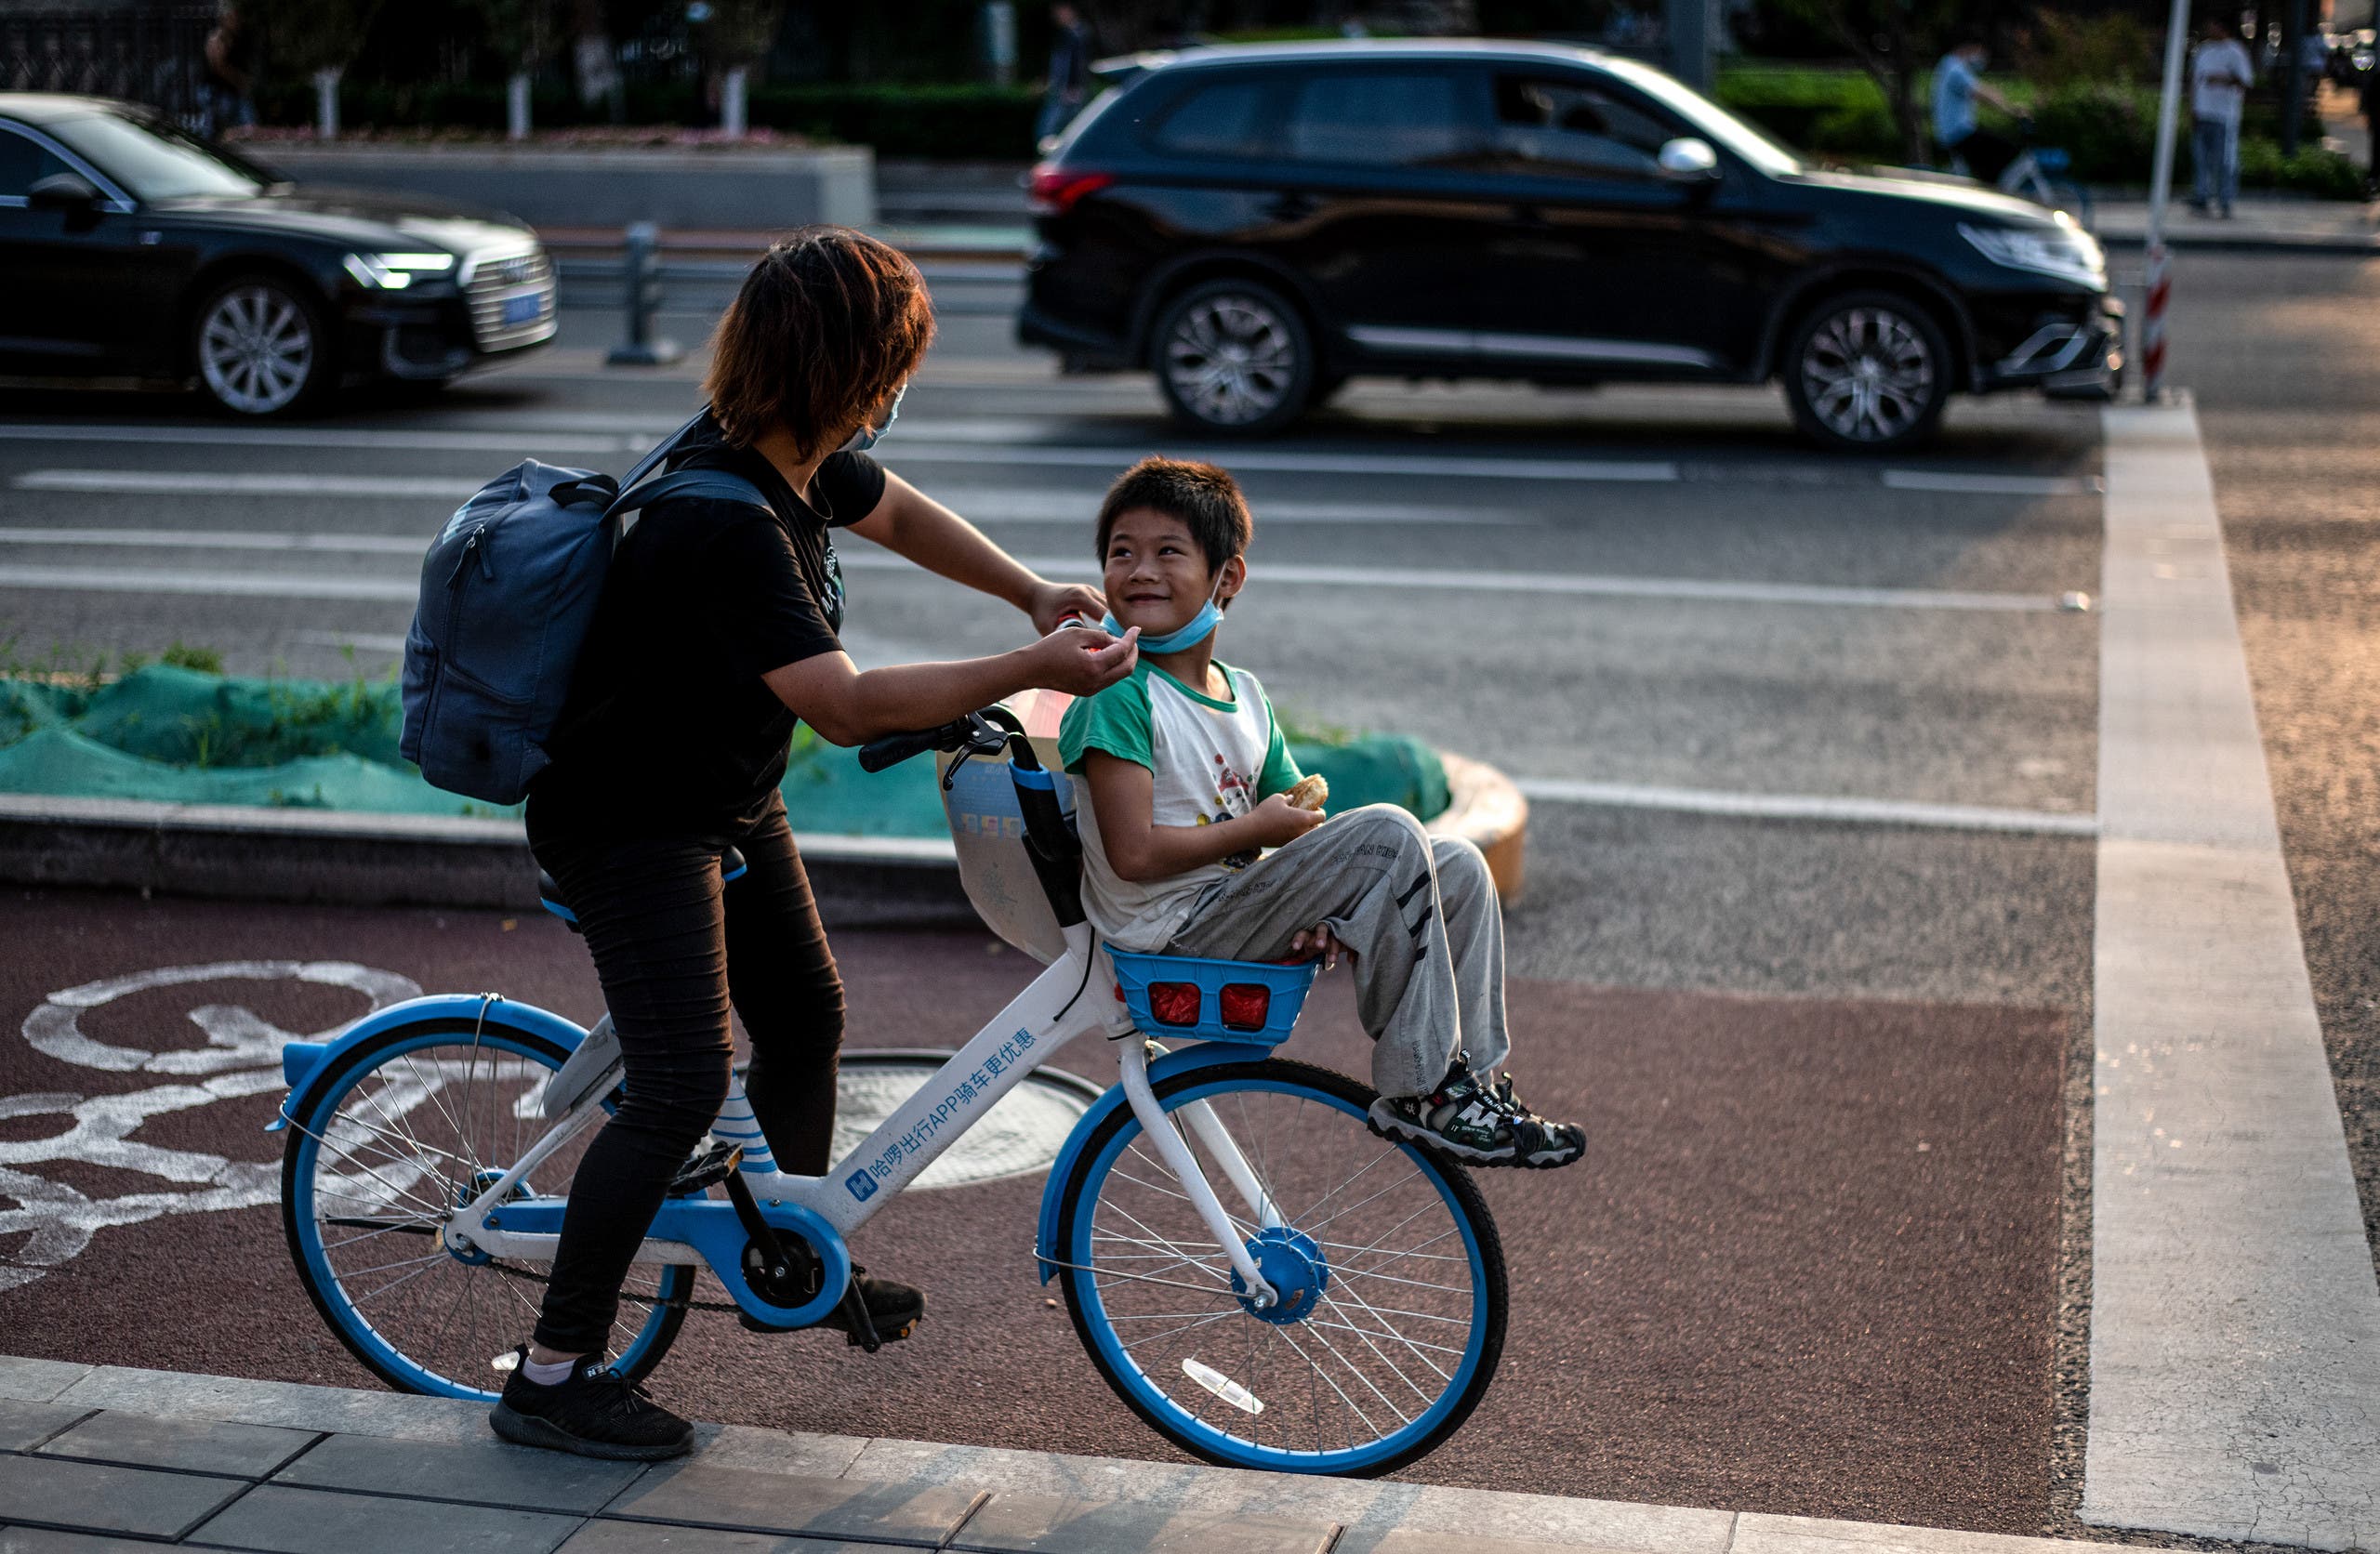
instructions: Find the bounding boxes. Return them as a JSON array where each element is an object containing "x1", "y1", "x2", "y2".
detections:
[
  {"x1": 1368, "y1": 1057, "x2": 1585, "y2": 1169},
  {"x1": 740, "y1": 1265, "x2": 925, "y2": 1346},
  {"x1": 489, "y1": 1349, "x2": 694, "y2": 1461}
]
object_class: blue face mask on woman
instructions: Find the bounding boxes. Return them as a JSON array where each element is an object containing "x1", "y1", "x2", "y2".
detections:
[
  {"x1": 1103, "y1": 570, "x2": 1228, "y2": 652},
  {"x1": 840, "y1": 383, "x2": 905, "y2": 453}
]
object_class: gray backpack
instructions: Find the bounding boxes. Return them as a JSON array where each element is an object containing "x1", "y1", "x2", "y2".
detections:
[{"x1": 399, "y1": 415, "x2": 770, "y2": 804}]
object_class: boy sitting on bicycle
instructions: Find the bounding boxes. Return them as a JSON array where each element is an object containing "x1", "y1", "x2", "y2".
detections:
[{"x1": 1060, "y1": 457, "x2": 1585, "y2": 1168}]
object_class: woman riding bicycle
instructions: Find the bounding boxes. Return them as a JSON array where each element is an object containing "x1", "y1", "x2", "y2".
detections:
[{"x1": 491, "y1": 228, "x2": 1139, "y2": 1461}]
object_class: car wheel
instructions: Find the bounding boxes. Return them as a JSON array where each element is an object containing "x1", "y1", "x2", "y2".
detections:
[
  {"x1": 192, "y1": 276, "x2": 332, "y2": 416},
  {"x1": 1783, "y1": 290, "x2": 1951, "y2": 454},
  {"x1": 1152, "y1": 278, "x2": 1316, "y2": 435}
]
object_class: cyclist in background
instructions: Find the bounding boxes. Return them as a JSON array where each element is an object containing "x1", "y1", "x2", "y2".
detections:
[{"x1": 1933, "y1": 34, "x2": 2019, "y2": 182}]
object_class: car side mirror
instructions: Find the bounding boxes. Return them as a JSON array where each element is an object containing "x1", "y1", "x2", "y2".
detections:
[
  {"x1": 26, "y1": 172, "x2": 101, "y2": 213},
  {"x1": 1656, "y1": 137, "x2": 1721, "y2": 181}
]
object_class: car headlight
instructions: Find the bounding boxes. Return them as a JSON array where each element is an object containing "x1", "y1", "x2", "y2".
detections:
[
  {"x1": 341, "y1": 252, "x2": 457, "y2": 290},
  {"x1": 1960, "y1": 222, "x2": 2105, "y2": 286}
]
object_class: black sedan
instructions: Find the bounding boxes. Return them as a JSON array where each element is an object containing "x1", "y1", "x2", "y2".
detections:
[
  {"x1": 0, "y1": 94, "x2": 555, "y2": 416},
  {"x1": 1020, "y1": 41, "x2": 2121, "y2": 451}
]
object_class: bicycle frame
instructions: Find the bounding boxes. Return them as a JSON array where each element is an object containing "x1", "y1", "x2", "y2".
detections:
[{"x1": 441, "y1": 918, "x2": 1286, "y2": 1327}]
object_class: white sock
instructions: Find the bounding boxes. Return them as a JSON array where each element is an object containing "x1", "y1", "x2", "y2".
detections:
[{"x1": 521, "y1": 1355, "x2": 576, "y2": 1387}]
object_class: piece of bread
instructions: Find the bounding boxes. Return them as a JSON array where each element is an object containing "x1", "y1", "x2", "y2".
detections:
[{"x1": 1285, "y1": 773, "x2": 1329, "y2": 810}]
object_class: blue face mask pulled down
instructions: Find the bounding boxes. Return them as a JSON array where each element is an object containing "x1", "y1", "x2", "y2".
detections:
[
  {"x1": 1103, "y1": 573, "x2": 1226, "y2": 652},
  {"x1": 840, "y1": 383, "x2": 905, "y2": 453}
]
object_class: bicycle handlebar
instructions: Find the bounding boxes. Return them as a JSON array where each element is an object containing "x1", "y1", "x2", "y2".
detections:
[{"x1": 856, "y1": 709, "x2": 1019, "y2": 773}]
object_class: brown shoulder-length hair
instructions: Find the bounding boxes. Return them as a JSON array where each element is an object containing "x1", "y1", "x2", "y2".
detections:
[{"x1": 704, "y1": 227, "x2": 935, "y2": 454}]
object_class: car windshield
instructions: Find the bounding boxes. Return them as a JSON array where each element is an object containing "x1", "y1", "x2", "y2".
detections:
[
  {"x1": 1594, "y1": 57, "x2": 1803, "y2": 178},
  {"x1": 44, "y1": 112, "x2": 269, "y2": 201}
]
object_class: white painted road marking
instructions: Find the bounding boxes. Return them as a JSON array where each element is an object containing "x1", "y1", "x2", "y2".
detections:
[
  {"x1": 1881, "y1": 469, "x2": 2101, "y2": 496},
  {"x1": 2083, "y1": 401, "x2": 2380, "y2": 1547},
  {"x1": 1517, "y1": 778, "x2": 2097, "y2": 836},
  {"x1": 0, "y1": 539, "x2": 2082, "y2": 614},
  {"x1": 12, "y1": 472, "x2": 1520, "y2": 525}
]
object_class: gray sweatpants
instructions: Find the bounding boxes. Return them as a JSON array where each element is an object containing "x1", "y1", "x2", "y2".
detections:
[{"x1": 1164, "y1": 803, "x2": 1510, "y2": 1100}]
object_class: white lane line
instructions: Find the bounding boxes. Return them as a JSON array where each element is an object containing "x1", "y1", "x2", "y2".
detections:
[
  {"x1": 0, "y1": 528, "x2": 423, "y2": 554},
  {"x1": 2082, "y1": 401, "x2": 2380, "y2": 1544},
  {"x1": 0, "y1": 565, "x2": 416, "y2": 601},
  {"x1": 11, "y1": 473, "x2": 1519, "y2": 525},
  {"x1": 0, "y1": 533, "x2": 2079, "y2": 613},
  {"x1": 287, "y1": 630, "x2": 408, "y2": 653},
  {"x1": 1517, "y1": 778, "x2": 2097, "y2": 836},
  {"x1": 1882, "y1": 469, "x2": 2101, "y2": 496},
  {"x1": 0, "y1": 424, "x2": 634, "y2": 454},
  {"x1": 0, "y1": 421, "x2": 1673, "y2": 480}
]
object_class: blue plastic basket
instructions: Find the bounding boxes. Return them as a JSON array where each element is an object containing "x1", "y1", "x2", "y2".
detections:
[{"x1": 1108, "y1": 950, "x2": 1319, "y2": 1047}]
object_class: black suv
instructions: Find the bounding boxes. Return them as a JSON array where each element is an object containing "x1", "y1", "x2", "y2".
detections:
[{"x1": 1018, "y1": 41, "x2": 2121, "y2": 452}]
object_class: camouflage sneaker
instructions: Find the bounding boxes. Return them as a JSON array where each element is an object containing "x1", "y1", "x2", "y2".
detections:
[{"x1": 1367, "y1": 1058, "x2": 1585, "y2": 1169}]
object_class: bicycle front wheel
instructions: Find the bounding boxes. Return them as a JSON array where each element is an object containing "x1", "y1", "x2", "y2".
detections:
[
  {"x1": 281, "y1": 1019, "x2": 694, "y2": 1400},
  {"x1": 1055, "y1": 1057, "x2": 1507, "y2": 1476}
]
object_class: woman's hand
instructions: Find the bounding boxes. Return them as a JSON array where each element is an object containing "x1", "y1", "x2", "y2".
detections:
[
  {"x1": 1024, "y1": 623, "x2": 1138, "y2": 695},
  {"x1": 1248, "y1": 793, "x2": 1327, "y2": 849},
  {"x1": 1288, "y1": 923, "x2": 1344, "y2": 971},
  {"x1": 1028, "y1": 580, "x2": 1108, "y2": 636}
]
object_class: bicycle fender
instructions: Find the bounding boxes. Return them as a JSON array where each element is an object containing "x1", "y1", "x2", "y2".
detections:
[
  {"x1": 267, "y1": 994, "x2": 588, "y2": 1134},
  {"x1": 1034, "y1": 1041, "x2": 1276, "y2": 1284}
]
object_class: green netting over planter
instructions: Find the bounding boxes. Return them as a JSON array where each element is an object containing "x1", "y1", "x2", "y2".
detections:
[{"x1": 0, "y1": 669, "x2": 1448, "y2": 833}]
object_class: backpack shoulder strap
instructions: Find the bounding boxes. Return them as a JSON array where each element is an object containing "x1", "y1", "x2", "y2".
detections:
[{"x1": 605, "y1": 468, "x2": 774, "y2": 520}]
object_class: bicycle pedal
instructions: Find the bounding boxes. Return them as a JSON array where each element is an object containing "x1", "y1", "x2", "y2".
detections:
[{"x1": 668, "y1": 1139, "x2": 744, "y2": 1195}]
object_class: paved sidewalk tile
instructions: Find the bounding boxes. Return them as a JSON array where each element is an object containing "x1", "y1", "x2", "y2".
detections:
[
  {"x1": 191, "y1": 1483, "x2": 582, "y2": 1554},
  {"x1": 951, "y1": 1491, "x2": 1338, "y2": 1553},
  {"x1": 0, "y1": 1359, "x2": 92, "y2": 1404},
  {"x1": 1352, "y1": 1534, "x2": 1644, "y2": 1554},
  {"x1": 607, "y1": 1466, "x2": 979, "y2": 1543},
  {"x1": 560, "y1": 1521, "x2": 888, "y2": 1552},
  {"x1": 1730, "y1": 1515, "x2": 2076, "y2": 1554},
  {"x1": 0, "y1": 1530, "x2": 184, "y2": 1553},
  {"x1": 40, "y1": 1411, "x2": 317, "y2": 1478},
  {"x1": 0, "y1": 1400, "x2": 90, "y2": 1452},
  {"x1": 271, "y1": 1432, "x2": 645, "y2": 1514},
  {"x1": 0, "y1": 1455, "x2": 246, "y2": 1539}
]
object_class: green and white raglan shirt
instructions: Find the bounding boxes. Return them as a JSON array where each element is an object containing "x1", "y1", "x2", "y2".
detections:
[{"x1": 1059, "y1": 660, "x2": 1304, "y2": 952}]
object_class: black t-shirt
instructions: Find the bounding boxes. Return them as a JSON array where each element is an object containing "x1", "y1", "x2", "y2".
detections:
[{"x1": 529, "y1": 415, "x2": 887, "y2": 834}]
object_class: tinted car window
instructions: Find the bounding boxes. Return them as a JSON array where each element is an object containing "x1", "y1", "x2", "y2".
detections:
[
  {"x1": 45, "y1": 112, "x2": 261, "y2": 200},
  {"x1": 1285, "y1": 72, "x2": 1471, "y2": 167},
  {"x1": 1488, "y1": 74, "x2": 1678, "y2": 180},
  {"x1": 0, "y1": 125, "x2": 73, "y2": 199},
  {"x1": 1152, "y1": 77, "x2": 1274, "y2": 157}
]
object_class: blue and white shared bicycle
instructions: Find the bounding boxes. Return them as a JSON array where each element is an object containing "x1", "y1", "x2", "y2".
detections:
[{"x1": 274, "y1": 705, "x2": 1508, "y2": 1475}]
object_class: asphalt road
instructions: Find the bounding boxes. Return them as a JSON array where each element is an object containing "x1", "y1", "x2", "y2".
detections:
[{"x1": 12, "y1": 248, "x2": 2365, "y2": 1534}]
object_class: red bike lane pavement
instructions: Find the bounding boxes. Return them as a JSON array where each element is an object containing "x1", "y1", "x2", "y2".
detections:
[{"x1": 0, "y1": 884, "x2": 2064, "y2": 1532}]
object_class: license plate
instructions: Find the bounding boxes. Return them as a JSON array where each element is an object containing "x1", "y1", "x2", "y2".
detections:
[{"x1": 501, "y1": 292, "x2": 543, "y2": 326}]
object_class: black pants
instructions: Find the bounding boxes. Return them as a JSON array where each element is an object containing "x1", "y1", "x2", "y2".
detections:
[{"x1": 525, "y1": 793, "x2": 843, "y2": 1355}]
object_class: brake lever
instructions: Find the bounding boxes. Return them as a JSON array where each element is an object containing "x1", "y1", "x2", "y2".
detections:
[{"x1": 940, "y1": 714, "x2": 1009, "y2": 791}]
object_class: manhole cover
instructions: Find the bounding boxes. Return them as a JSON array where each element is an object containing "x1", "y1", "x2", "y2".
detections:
[{"x1": 830, "y1": 1051, "x2": 1102, "y2": 1191}]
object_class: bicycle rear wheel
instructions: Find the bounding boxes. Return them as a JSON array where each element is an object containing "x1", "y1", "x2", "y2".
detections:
[
  {"x1": 1054, "y1": 1057, "x2": 1506, "y2": 1476},
  {"x1": 280, "y1": 1019, "x2": 693, "y2": 1400}
]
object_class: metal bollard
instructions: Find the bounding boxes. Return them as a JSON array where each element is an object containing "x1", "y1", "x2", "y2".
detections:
[{"x1": 606, "y1": 221, "x2": 682, "y2": 366}]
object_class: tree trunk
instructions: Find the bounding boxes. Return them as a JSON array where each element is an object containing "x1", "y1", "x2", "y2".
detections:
[
  {"x1": 507, "y1": 72, "x2": 532, "y2": 141},
  {"x1": 721, "y1": 65, "x2": 748, "y2": 139},
  {"x1": 312, "y1": 66, "x2": 340, "y2": 139}
]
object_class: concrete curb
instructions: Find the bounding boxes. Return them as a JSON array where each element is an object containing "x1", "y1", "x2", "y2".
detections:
[
  {"x1": 0, "y1": 748, "x2": 1528, "y2": 914},
  {"x1": 0, "y1": 1354, "x2": 2137, "y2": 1554}
]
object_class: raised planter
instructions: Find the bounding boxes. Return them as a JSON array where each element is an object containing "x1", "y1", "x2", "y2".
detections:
[{"x1": 251, "y1": 143, "x2": 877, "y2": 231}]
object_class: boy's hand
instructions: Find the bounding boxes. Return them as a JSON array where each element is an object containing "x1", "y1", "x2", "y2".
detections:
[
  {"x1": 1025, "y1": 623, "x2": 1137, "y2": 695},
  {"x1": 1249, "y1": 792, "x2": 1327, "y2": 849},
  {"x1": 1028, "y1": 580, "x2": 1107, "y2": 636},
  {"x1": 1289, "y1": 923, "x2": 1343, "y2": 971}
]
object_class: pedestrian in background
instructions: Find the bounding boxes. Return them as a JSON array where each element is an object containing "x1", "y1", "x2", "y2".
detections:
[
  {"x1": 2189, "y1": 17, "x2": 2254, "y2": 218},
  {"x1": 1932, "y1": 34, "x2": 2017, "y2": 180},
  {"x1": 1038, "y1": 2, "x2": 1091, "y2": 147},
  {"x1": 200, "y1": 1, "x2": 259, "y2": 138}
]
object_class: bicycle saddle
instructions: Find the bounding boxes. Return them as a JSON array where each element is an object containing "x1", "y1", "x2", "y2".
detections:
[{"x1": 537, "y1": 847, "x2": 748, "y2": 928}]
